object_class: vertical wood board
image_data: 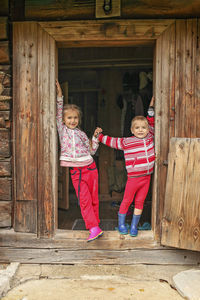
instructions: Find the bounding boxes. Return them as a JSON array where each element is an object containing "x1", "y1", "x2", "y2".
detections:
[
  {"x1": 37, "y1": 24, "x2": 57, "y2": 238},
  {"x1": 162, "y1": 138, "x2": 200, "y2": 251},
  {"x1": 153, "y1": 22, "x2": 175, "y2": 239},
  {"x1": 175, "y1": 20, "x2": 198, "y2": 138},
  {"x1": 13, "y1": 22, "x2": 38, "y2": 201}
]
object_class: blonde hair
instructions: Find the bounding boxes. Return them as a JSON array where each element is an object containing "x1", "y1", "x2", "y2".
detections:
[
  {"x1": 131, "y1": 115, "x2": 148, "y2": 129},
  {"x1": 63, "y1": 104, "x2": 82, "y2": 126}
]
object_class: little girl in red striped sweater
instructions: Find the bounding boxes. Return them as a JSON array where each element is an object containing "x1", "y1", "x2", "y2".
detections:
[{"x1": 96, "y1": 96, "x2": 155, "y2": 237}]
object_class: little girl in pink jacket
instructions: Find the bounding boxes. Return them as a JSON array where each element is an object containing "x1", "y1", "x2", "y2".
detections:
[{"x1": 56, "y1": 80, "x2": 103, "y2": 242}]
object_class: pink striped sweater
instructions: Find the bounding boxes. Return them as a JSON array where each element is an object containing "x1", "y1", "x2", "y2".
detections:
[{"x1": 98, "y1": 114, "x2": 155, "y2": 178}]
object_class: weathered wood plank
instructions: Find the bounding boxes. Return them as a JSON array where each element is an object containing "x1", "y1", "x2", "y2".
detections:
[
  {"x1": 0, "y1": 18, "x2": 8, "y2": 40},
  {"x1": 39, "y1": 20, "x2": 174, "y2": 47},
  {"x1": 197, "y1": 19, "x2": 200, "y2": 136},
  {"x1": 153, "y1": 22, "x2": 176, "y2": 240},
  {"x1": 25, "y1": 1, "x2": 200, "y2": 19},
  {"x1": 0, "y1": 229, "x2": 159, "y2": 250},
  {"x1": 184, "y1": 19, "x2": 197, "y2": 138},
  {"x1": 0, "y1": 129, "x2": 10, "y2": 157},
  {"x1": 0, "y1": 201, "x2": 11, "y2": 227},
  {"x1": 0, "y1": 246, "x2": 199, "y2": 265},
  {"x1": 37, "y1": 24, "x2": 57, "y2": 238},
  {"x1": 0, "y1": 159, "x2": 11, "y2": 176},
  {"x1": 162, "y1": 138, "x2": 200, "y2": 251},
  {"x1": 175, "y1": 20, "x2": 186, "y2": 137},
  {"x1": 14, "y1": 200, "x2": 37, "y2": 233},
  {"x1": 13, "y1": 22, "x2": 38, "y2": 202},
  {"x1": 0, "y1": 41, "x2": 9, "y2": 64},
  {"x1": 0, "y1": 178, "x2": 11, "y2": 200}
]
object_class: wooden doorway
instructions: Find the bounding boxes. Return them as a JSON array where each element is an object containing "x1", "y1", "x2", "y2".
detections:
[
  {"x1": 13, "y1": 19, "x2": 175, "y2": 240},
  {"x1": 57, "y1": 46, "x2": 154, "y2": 231}
]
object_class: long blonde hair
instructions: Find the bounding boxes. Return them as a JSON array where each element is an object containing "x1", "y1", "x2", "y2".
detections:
[{"x1": 63, "y1": 104, "x2": 82, "y2": 127}]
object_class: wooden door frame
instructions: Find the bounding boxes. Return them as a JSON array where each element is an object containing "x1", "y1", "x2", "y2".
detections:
[{"x1": 13, "y1": 19, "x2": 175, "y2": 239}]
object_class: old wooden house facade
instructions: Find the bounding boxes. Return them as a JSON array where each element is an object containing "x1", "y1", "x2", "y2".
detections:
[{"x1": 0, "y1": 0, "x2": 200, "y2": 264}]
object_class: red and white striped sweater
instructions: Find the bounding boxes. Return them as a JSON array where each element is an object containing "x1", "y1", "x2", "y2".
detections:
[{"x1": 98, "y1": 115, "x2": 155, "y2": 178}]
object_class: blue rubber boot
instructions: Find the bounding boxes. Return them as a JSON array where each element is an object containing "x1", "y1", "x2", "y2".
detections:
[
  {"x1": 118, "y1": 213, "x2": 128, "y2": 235},
  {"x1": 130, "y1": 214, "x2": 141, "y2": 237}
]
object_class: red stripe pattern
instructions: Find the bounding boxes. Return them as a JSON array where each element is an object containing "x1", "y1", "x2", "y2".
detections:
[{"x1": 99, "y1": 116, "x2": 155, "y2": 177}]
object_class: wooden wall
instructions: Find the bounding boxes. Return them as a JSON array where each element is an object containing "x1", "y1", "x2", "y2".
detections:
[
  {"x1": 0, "y1": 16, "x2": 12, "y2": 228},
  {"x1": 24, "y1": 0, "x2": 200, "y2": 20}
]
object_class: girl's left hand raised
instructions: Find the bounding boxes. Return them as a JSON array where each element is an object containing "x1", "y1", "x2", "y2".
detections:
[{"x1": 94, "y1": 127, "x2": 103, "y2": 138}]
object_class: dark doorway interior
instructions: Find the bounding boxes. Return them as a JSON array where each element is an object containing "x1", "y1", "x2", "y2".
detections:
[{"x1": 57, "y1": 45, "x2": 154, "y2": 231}]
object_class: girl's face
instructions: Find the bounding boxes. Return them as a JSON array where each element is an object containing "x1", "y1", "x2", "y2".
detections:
[
  {"x1": 64, "y1": 109, "x2": 79, "y2": 129},
  {"x1": 131, "y1": 120, "x2": 149, "y2": 138}
]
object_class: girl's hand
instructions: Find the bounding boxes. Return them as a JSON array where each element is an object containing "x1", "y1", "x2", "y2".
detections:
[
  {"x1": 150, "y1": 96, "x2": 155, "y2": 107},
  {"x1": 94, "y1": 127, "x2": 103, "y2": 138},
  {"x1": 56, "y1": 79, "x2": 63, "y2": 97}
]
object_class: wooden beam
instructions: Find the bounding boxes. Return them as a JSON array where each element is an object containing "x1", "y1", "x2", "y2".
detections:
[
  {"x1": 57, "y1": 40, "x2": 155, "y2": 48},
  {"x1": 0, "y1": 229, "x2": 158, "y2": 250},
  {"x1": 39, "y1": 20, "x2": 174, "y2": 47},
  {"x1": 25, "y1": 0, "x2": 200, "y2": 19},
  {"x1": 0, "y1": 246, "x2": 199, "y2": 265},
  {"x1": 59, "y1": 59, "x2": 153, "y2": 70}
]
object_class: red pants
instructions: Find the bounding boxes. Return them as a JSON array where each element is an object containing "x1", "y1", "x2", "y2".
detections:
[
  {"x1": 119, "y1": 175, "x2": 151, "y2": 214},
  {"x1": 70, "y1": 161, "x2": 100, "y2": 230}
]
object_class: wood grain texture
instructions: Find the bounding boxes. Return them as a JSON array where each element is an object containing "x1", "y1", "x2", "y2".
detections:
[
  {"x1": 13, "y1": 22, "x2": 38, "y2": 202},
  {"x1": 37, "y1": 24, "x2": 57, "y2": 238},
  {"x1": 162, "y1": 138, "x2": 200, "y2": 251},
  {"x1": 0, "y1": 178, "x2": 11, "y2": 200},
  {"x1": 0, "y1": 159, "x2": 11, "y2": 176},
  {"x1": 0, "y1": 129, "x2": 10, "y2": 157},
  {"x1": 39, "y1": 19, "x2": 174, "y2": 48},
  {"x1": 25, "y1": 0, "x2": 200, "y2": 19},
  {"x1": 0, "y1": 202, "x2": 11, "y2": 227},
  {"x1": 153, "y1": 22, "x2": 176, "y2": 240},
  {"x1": 0, "y1": 245, "x2": 199, "y2": 265},
  {"x1": 175, "y1": 19, "x2": 199, "y2": 138}
]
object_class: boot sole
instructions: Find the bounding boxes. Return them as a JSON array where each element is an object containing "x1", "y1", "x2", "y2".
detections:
[
  {"x1": 87, "y1": 231, "x2": 103, "y2": 242},
  {"x1": 130, "y1": 233, "x2": 138, "y2": 237},
  {"x1": 118, "y1": 230, "x2": 128, "y2": 235}
]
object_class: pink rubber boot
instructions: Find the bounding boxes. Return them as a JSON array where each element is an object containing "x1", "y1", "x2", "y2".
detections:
[{"x1": 87, "y1": 226, "x2": 103, "y2": 242}]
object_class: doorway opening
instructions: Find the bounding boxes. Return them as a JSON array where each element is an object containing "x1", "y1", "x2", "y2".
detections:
[{"x1": 57, "y1": 45, "x2": 154, "y2": 231}]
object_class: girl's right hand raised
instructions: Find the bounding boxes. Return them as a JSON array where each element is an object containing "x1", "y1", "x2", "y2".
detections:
[{"x1": 56, "y1": 79, "x2": 63, "y2": 97}]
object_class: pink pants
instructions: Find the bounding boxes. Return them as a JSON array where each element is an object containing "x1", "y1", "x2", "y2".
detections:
[
  {"x1": 119, "y1": 175, "x2": 151, "y2": 214},
  {"x1": 70, "y1": 161, "x2": 100, "y2": 230}
]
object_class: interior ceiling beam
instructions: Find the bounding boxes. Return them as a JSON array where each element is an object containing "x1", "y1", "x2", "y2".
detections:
[{"x1": 59, "y1": 58, "x2": 153, "y2": 70}]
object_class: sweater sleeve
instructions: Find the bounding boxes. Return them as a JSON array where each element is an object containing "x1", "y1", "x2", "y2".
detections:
[
  {"x1": 147, "y1": 106, "x2": 155, "y2": 136},
  {"x1": 56, "y1": 96, "x2": 65, "y2": 140},
  {"x1": 98, "y1": 133, "x2": 124, "y2": 150},
  {"x1": 90, "y1": 136, "x2": 99, "y2": 155}
]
